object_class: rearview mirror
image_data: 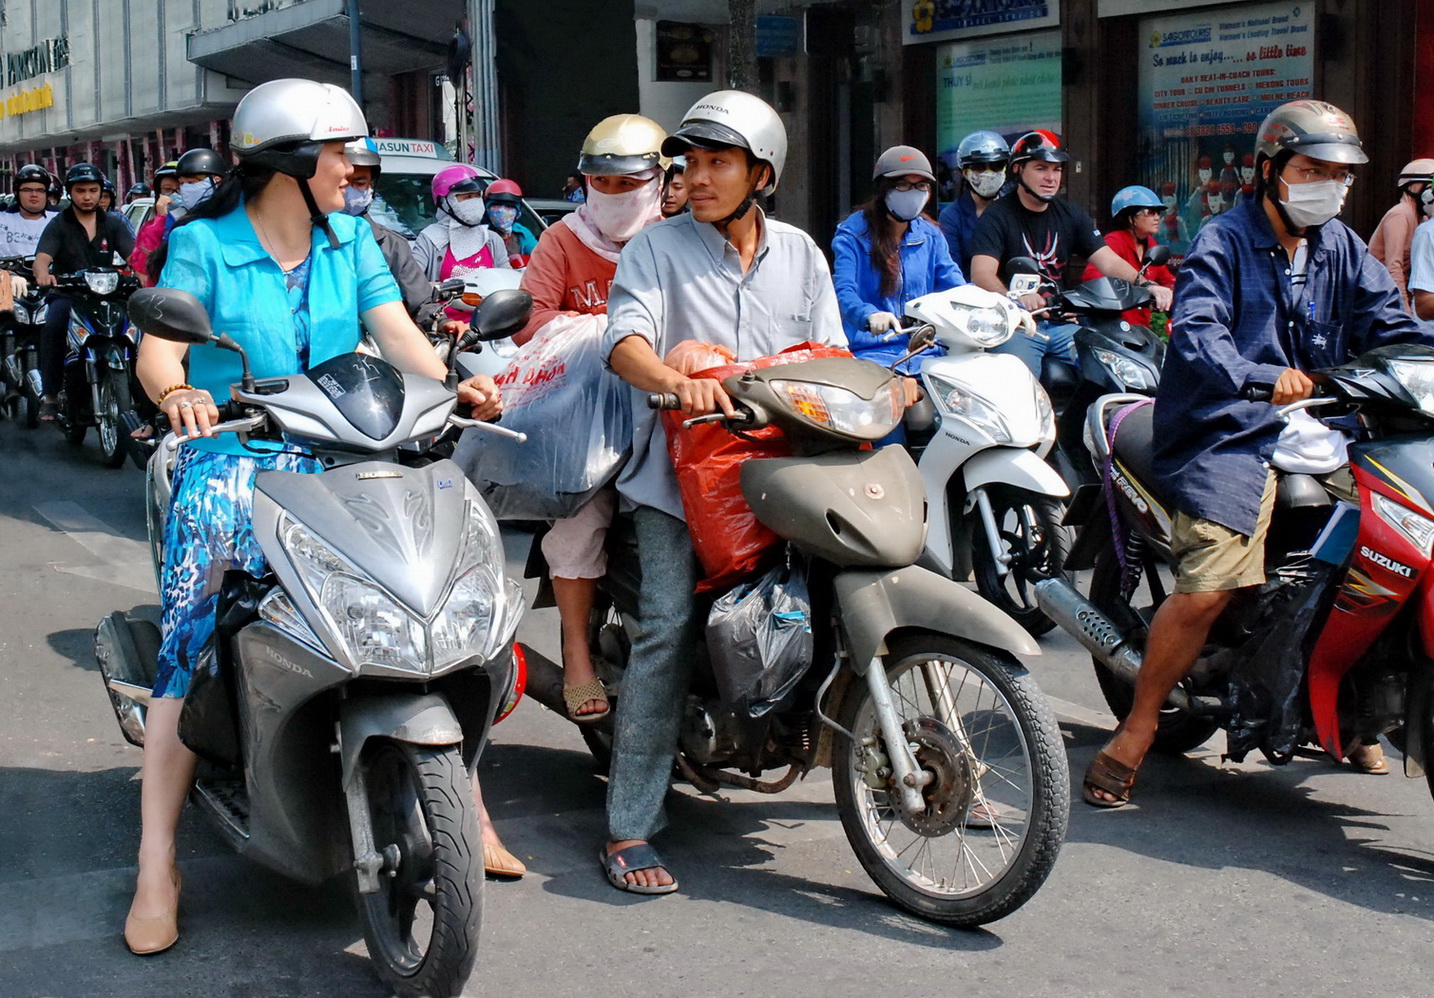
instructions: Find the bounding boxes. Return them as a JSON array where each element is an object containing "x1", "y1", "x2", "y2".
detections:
[
  {"x1": 472, "y1": 288, "x2": 534, "y2": 341},
  {"x1": 1004, "y1": 256, "x2": 1041, "y2": 278},
  {"x1": 128, "y1": 287, "x2": 215, "y2": 345},
  {"x1": 1143, "y1": 244, "x2": 1171, "y2": 269}
]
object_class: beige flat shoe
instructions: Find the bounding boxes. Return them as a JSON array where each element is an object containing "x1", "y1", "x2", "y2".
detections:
[
  {"x1": 483, "y1": 843, "x2": 527, "y2": 879},
  {"x1": 125, "y1": 868, "x2": 181, "y2": 955},
  {"x1": 562, "y1": 677, "x2": 610, "y2": 725}
]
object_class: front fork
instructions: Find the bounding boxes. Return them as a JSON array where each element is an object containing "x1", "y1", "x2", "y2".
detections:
[
  {"x1": 863, "y1": 657, "x2": 933, "y2": 815},
  {"x1": 971, "y1": 486, "x2": 1011, "y2": 577}
]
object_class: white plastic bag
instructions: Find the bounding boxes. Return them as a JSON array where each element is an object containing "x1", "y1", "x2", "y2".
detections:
[{"x1": 453, "y1": 312, "x2": 631, "y2": 519}]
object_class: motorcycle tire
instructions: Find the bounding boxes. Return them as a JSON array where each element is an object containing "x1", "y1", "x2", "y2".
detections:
[
  {"x1": 971, "y1": 487, "x2": 1071, "y2": 636},
  {"x1": 1087, "y1": 546, "x2": 1220, "y2": 755},
  {"x1": 832, "y1": 632, "x2": 1069, "y2": 927},
  {"x1": 353, "y1": 740, "x2": 482, "y2": 998},
  {"x1": 95, "y1": 368, "x2": 131, "y2": 468}
]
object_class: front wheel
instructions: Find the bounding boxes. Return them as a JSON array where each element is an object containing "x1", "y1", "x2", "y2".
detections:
[
  {"x1": 833, "y1": 633, "x2": 1069, "y2": 926},
  {"x1": 354, "y1": 741, "x2": 482, "y2": 998},
  {"x1": 96, "y1": 368, "x2": 131, "y2": 468},
  {"x1": 972, "y1": 487, "x2": 1071, "y2": 636}
]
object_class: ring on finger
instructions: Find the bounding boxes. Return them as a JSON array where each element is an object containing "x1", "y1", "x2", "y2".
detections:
[{"x1": 178, "y1": 400, "x2": 194, "y2": 408}]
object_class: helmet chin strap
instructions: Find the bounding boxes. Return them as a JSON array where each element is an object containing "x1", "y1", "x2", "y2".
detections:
[
  {"x1": 300, "y1": 179, "x2": 340, "y2": 249},
  {"x1": 1017, "y1": 172, "x2": 1056, "y2": 204},
  {"x1": 716, "y1": 164, "x2": 769, "y2": 230},
  {"x1": 1262, "y1": 178, "x2": 1308, "y2": 240}
]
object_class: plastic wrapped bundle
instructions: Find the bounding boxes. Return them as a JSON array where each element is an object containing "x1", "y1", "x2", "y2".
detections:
[
  {"x1": 706, "y1": 557, "x2": 814, "y2": 718},
  {"x1": 454, "y1": 312, "x2": 631, "y2": 520}
]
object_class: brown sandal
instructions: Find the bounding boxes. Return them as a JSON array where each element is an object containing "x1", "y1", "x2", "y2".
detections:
[
  {"x1": 562, "y1": 678, "x2": 610, "y2": 724},
  {"x1": 1347, "y1": 741, "x2": 1390, "y2": 775},
  {"x1": 1083, "y1": 749, "x2": 1137, "y2": 808}
]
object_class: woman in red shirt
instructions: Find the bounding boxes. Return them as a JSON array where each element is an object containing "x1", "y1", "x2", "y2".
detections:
[{"x1": 1082, "y1": 185, "x2": 1176, "y2": 329}]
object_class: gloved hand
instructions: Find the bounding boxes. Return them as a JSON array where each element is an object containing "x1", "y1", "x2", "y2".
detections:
[
  {"x1": 8, "y1": 273, "x2": 27, "y2": 297},
  {"x1": 867, "y1": 311, "x2": 900, "y2": 339}
]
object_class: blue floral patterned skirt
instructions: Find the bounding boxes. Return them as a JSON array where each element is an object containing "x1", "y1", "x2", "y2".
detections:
[{"x1": 153, "y1": 447, "x2": 322, "y2": 699}]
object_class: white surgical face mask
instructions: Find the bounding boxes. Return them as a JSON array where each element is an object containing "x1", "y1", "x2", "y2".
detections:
[
  {"x1": 447, "y1": 195, "x2": 487, "y2": 226},
  {"x1": 583, "y1": 177, "x2": 661, "y2": 244},
  {"x1": 963, "y1": 167, "x2": 1005, "y2": 199},
  {"x1": 885, "y1": 187, "x2": 929, "y2": 221},
  {"x1": 1281, "y1": 177, "x2": 1348, "y2": 229},
  {"x1": 342, "y1": 186, "x2": 373, "y2": 216}
]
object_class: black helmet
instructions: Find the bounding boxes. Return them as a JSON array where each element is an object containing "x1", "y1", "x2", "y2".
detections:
[
  {"x1": 176, "y1": 148, "x2": 227, "y2": 179},
  {"x1": 1009, "y1": 130, "x2": 1069, "y2": 167},
  {"x1": 127, "y1": 182, "x2": 151, "y2": 198},
  {"x1": 64, "y1": 163, "x2": 105, "y2": 189},
  {"x1": 152, "y1": 160, "x2": 179, "y2": 184},
  {"x1": 15, "y1": 164, "x2": 50, "y2": 189}
]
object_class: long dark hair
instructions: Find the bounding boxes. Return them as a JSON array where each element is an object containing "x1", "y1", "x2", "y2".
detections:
[
  {"x1": 147, "y1": 161, "x2": 277, "y2": 284},
  {"x1": 859, "y1": 177, "x2": 906, "y2": 298}
]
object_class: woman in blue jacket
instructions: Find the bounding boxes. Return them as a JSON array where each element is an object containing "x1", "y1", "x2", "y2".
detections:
[{"x1": 832, "y1": 145, "x2": 964, "y2": 372}]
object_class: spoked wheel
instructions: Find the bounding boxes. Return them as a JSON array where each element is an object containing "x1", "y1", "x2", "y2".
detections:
[
  {"x1": 96, "y1": 369, "x2": 131, "y2": 468},
  {"x1": 355, "y1": 741, "x2": 481, "y2": 998},
  {"x1": 1087, "y1": 546, "x2": 1220, "y2": 754},
  {"x1": 972, "y1": 486, "x2": 1071, "y2": 636},
  {"x1": 833, "y1": 633, "x2": 1068, "y2": 926}
]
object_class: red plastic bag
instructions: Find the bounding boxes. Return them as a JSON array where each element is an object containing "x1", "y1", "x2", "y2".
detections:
[{"x1": 664, "y1": 341, "x2": 852, "y2": 593}]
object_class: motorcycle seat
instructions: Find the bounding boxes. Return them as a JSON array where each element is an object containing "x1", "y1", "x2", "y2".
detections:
[
  {"x1": 1107, "y1": 402, "x2": 1171, "y2": 508},
  {"x1": 1274, "y1": 473, "x2": 1333, "y2": 510}
]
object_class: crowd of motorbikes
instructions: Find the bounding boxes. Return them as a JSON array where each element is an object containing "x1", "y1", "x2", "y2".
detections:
[{"x1": 41, "y1": 243, "x2": 1434, "y2": 994}]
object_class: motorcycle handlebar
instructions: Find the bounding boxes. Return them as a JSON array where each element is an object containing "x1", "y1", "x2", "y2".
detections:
[
  {"x1": 1242, "y1": 386, "x2": 1274, "y2": 402},
  {"x1": 648, "y1": 393, "x2": 682, "y2": 410}
]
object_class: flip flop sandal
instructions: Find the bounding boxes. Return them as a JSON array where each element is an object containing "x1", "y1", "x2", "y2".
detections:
[
  {"x1": 600, "y1": 843, "x2": 678, "y2": 896},
  {"x1": 1083, "y1": 749, "x2": 1137, "y2": 809},
  {"x1": 38, "y1": 400, "x2": 58, "y2": 422},
  {"x1": 563, "y1": 678, "x2": 610, "y2": 725}
]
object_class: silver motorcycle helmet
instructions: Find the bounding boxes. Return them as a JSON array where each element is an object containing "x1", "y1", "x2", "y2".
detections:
[
  {"x1": 662, "y1": 89, "x2": 787, "y2": 197},
  {"x1": 232, "y1": 78, "x2": 369, "y2": 246}
]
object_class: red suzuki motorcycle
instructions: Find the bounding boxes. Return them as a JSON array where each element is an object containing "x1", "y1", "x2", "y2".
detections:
[{"x1": 1034, "y1": 343, "x2": 1434, "y2": 785}]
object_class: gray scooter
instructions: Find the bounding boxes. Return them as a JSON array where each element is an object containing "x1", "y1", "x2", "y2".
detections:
[
  {"x1": 522, "y1": 354, "x2": 1070, "y2": 927},
  {"x1": 94, "y1": 288, "x2": 530, "y2": 998}
]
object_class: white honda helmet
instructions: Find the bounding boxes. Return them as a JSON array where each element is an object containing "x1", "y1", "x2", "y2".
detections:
[
  {"x1": 662, "y1": 90, "x2": 786, "y2": 196},
  {"x1": 232, "y1": 78, "x2": 368, "y2": 180}
]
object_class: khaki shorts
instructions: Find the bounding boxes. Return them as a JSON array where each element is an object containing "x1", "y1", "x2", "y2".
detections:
[{"x1": 1171, "y1": 466, "x2": 1357, "y2": 594}]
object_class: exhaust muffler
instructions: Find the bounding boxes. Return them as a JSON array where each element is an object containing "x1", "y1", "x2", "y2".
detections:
[{"x1": 1033, "y1": 578, "x2": 1190, "y2": 711}]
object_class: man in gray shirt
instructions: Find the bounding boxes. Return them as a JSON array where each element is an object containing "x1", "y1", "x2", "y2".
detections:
[{"x1": 599, "y1": 91, "x2": 846, "y2": 894}]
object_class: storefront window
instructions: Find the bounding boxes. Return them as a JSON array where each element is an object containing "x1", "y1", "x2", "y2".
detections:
[
  {"x1": 934, "y1": 29, "x2": 1062, "y2": 201},
  {"x1": 1136, "y1": 1, "x2": 1313, "y2": 259}
]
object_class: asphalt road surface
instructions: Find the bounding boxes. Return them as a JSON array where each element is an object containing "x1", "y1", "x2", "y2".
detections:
[{"x1": 3, "y1": 418, "x2": 1433, "y2": 998}]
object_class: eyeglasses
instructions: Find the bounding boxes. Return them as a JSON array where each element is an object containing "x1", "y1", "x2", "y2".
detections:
[
  {"x1": 1284, "y1": 164, "x2": 1356, "y2": 188},
  {"x1": 1134, "y1": 207, "x2": 1162, "y2": 217},
  {"x1": 16, "y1": 185, "x2": 47, "y2": 194},
  {"x1": 892, "y1": 181, "x2": 933, "y2": 193}
]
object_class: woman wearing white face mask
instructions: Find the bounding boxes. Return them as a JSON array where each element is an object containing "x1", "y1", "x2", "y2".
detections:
[
  {"x1": 506, "y1": 113, "x2": 666, "y2": 727},
  {"x1": 938, "y1": 130, "x2": 1009, "y2": 277},
  {"x1": 831, "y1": 144, "x2": 963, "y2": 372},
  {"x1": 168, "y1": 148, "x2": 226, "y2": 225},
  {"x1": 411, "y1": 164, "x2": 512, "y2": 318}
]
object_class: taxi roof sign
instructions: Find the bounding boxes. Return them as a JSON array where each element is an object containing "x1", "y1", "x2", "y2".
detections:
[{"x1": 372, "y1": 138, "x2": 454, "y2": 161}]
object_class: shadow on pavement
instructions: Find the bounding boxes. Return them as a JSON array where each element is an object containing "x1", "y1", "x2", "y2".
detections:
[{"x1": 1061, "y1": 719, "x2": 1434, "y2": 922}]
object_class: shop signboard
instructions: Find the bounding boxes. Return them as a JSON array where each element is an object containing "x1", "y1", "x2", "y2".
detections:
[
  {"x1": 934, "y1": 30, "x2": 1061, "y2": 200},
  {"x1": 755, "y1": 16, "x2": 800, "y2": 57},
  {"x1": 903, "y1": 0, "x2": 1059, "y2": 45},
  {"x1": 1135, "y1": 1, "x2": 1313, "y2": 258}
]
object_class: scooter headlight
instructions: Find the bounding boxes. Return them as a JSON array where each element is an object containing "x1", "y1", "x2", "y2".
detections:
[
  {"x1": 11, "y1": 302, "x2": 27, "y2": 324},
  {"x1": 278, "y1": 506, "x2": 523, "y2": 675},
  {"x1": 768, "y1": 378, "x2": 905, "y2": 440},
  {"x1": 1371, "y1": 492, "x2": 1434, "y2": 558},
  {"x1": 1093, "y1": 348, "x2": 1154, "y2": 391},
  {"x1": 1386, "y1": 358, "x2": 1434, "y2": 414},
  {"x1": 85, "y1": 271, "x2": 119, "y2": 295},
  {"x1": 962, "y1": 306, "x2": 1014, "y2": 348},
  {"x1": 926, "y1": 373, "x2": 1012, "y2": 444},
  {"x1": 1034, "y1": 380, "x2": 1055, "y2": 440}
]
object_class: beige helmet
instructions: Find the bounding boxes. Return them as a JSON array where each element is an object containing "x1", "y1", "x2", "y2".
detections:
[
  {"x1": 1397, "y1": 158, "x2": 1434, "y2": 189},
  {"x1": 578, "y1": 114, "x2": 666, "y2": 177}
]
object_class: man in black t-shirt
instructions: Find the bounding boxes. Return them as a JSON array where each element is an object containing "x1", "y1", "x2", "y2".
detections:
[
  {"x1": 33, "y1": 163, "x2": 136, "y2": 418},
  {"x1": 969, "y1": 130, "x2": 1173, "y2": 374}
]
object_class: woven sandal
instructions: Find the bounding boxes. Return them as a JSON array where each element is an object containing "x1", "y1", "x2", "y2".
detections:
[{"x1": 563, "y1": 677, "x2": 610, "y2": 724}]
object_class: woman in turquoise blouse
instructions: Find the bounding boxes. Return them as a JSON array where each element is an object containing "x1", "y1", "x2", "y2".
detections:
[{"x1": 124, "y1": 79, "x2": 513, "y2": 955}]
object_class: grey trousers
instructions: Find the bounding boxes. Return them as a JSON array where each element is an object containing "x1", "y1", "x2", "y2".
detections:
[{"x1": 606, "y1": 506, "x2": 701, "y2": 843}]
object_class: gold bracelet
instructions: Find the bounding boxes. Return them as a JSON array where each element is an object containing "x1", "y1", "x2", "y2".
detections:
[{"x1": 155, "y1": 383, "x2": 194, "y2": 405}]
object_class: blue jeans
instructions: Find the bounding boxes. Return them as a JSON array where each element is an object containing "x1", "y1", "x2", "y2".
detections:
[
  {"x1": 991, "y1": 320, "x2": 1078, "y2": 377},
  {"x1": 606, "y1": 506, "x2": 702, "y2": 843}
]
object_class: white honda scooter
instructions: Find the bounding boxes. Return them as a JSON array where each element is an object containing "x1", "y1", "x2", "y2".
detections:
[{"x1": 900, "y1": 281, "x2": 1070, "y2": 635}]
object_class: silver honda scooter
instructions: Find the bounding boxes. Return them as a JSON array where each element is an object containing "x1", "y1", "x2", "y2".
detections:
[{"x1": 94, "y1": 288, "x2": 530, "y2": 998}]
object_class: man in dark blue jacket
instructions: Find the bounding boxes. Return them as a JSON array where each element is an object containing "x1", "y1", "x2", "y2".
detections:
[{"x1": 1084, "y1": 100, "x2": 1434, "y2": 807}]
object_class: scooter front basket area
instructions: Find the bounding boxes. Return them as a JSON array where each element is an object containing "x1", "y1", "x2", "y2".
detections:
[{"x1": 94, "y1": 611, "x2": 161, "y2": 748}]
